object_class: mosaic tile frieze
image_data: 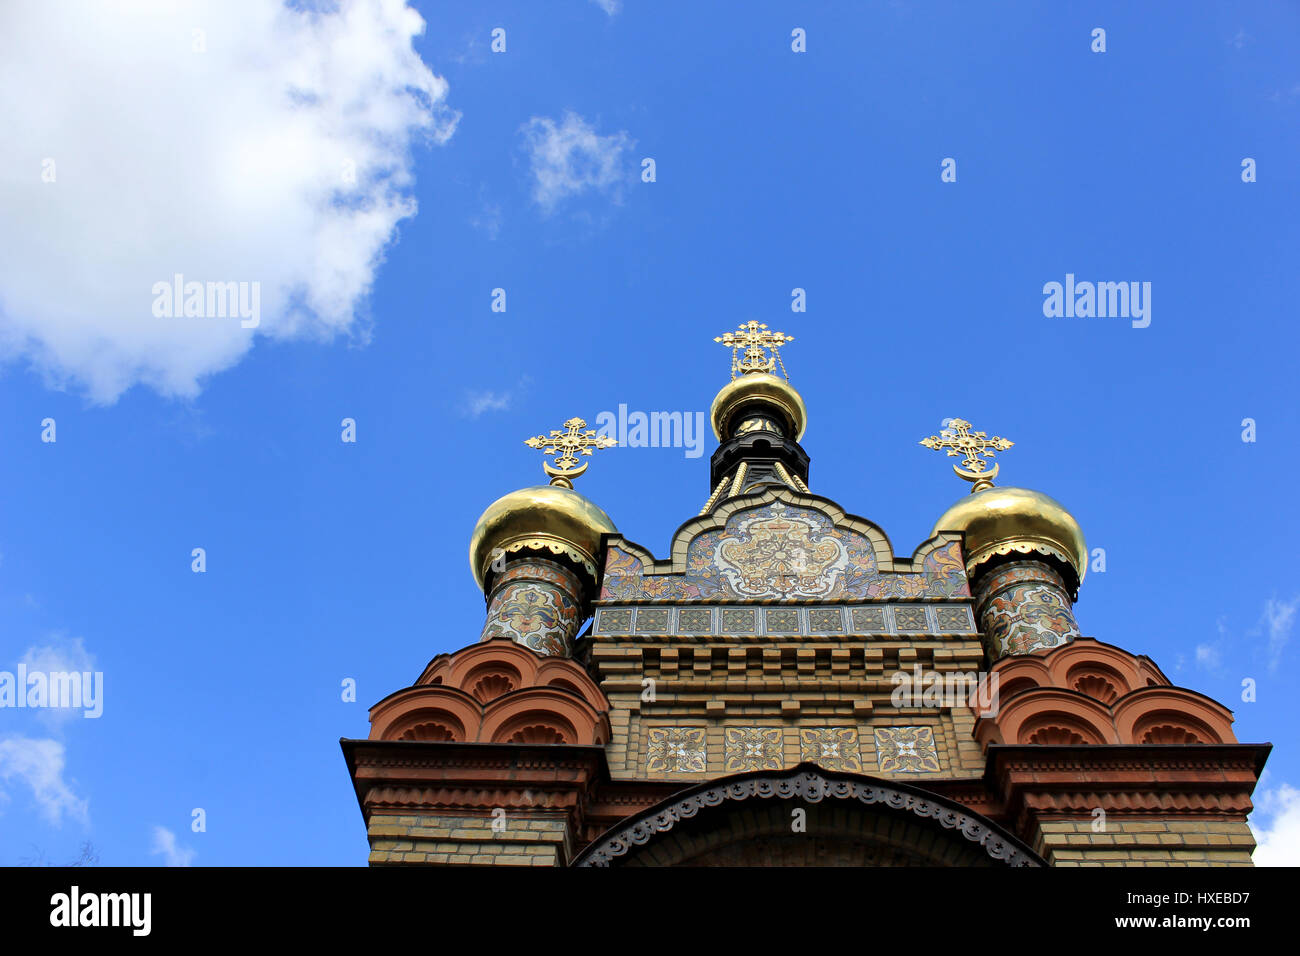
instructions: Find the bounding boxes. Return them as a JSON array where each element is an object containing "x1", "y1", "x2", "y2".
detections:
[
  {"x1": 646, "y1": 727, "x2": 707, "y2": 773},
  {"x1": 723, "y1": 727, "x2": 784, "y2": 772},
  {"x1": 600, "y1": 501, "x2": 969, "y2": 602},
  {"x1": 875, "y1": 726, "x2": 941, "y2": 773},
  {"x1": 799, "y1": 727, "x2": 861, "y2": 772}
]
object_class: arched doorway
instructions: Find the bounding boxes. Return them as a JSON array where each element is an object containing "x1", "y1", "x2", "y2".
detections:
[{"x1": 574, "y1": 764, "x2": 1042, "y2": 867}]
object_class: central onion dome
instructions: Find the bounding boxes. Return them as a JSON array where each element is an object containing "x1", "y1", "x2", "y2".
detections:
[
  {"x1": 469, "y1": 484, "x2": 618, "y2": 592},
  {"x1": 710, "y1": 372, "x2": 807, "y2": 441},
  {"x1": 930, "y1": 486, "x2": 1087, "y2": 593}
]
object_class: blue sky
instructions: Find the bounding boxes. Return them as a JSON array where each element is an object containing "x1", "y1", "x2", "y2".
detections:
[{"x1": 0, "y1": 1, "x2": 1297, "y2": 865}]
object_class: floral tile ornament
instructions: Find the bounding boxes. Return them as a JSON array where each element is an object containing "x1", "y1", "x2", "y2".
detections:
[
  {"x1": 721, "y1": 608, "x2": 756, "y2": 633},
  {"x1": 723, "y1": 727, "x2": 784, "y2": 772},
  {"x1": 764, "y1": 608, "x2": 800, "y2": 633},
  {"x1": 678, "y1": 608, "x2": 713, "y2": 633},
  {"x1": 850, "y1": 606, "x2": 887, "y2": 632},
  {"x1": 893, "y1": 606, "x2": 928, "y2": 631},
  {"x1": 808, "y1": 608, "x2": 845, "y2": 633},
  {"x1": 799, "y1": 727, "x2": 861, "y2": 772},
  {"x1": 875, "y1": 726, "x2": 941, "y2": 773},
  {"x1": 646, "y1": 727, "x2": 707, "y2": 773},
  {"x1": 934, "y1": 606, "x2": 973, "y2": 632}
]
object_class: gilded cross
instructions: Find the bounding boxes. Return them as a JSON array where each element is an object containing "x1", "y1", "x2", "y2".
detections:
[
  {"x1": 919, "y1": 418, "x2": 1013, "y2": 493},
  {"x1": 524, "y1": 417, "x2": 616, "y2": 488},
  {"x1": 714, "y1": 321, "x2": 793, "y2": 379}
]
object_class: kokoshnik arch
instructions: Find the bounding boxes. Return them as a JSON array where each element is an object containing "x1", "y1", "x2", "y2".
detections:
[{"x1": 341, "y1": 322, "x2": 1269, "y2": 867}]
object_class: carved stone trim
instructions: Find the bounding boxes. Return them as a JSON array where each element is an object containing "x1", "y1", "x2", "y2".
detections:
[{"x1": 573, "y1": 763, "x2": 1042, "y2": 867}]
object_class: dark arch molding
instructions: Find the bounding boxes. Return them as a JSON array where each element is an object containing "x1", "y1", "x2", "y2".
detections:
[{"x1": 574, "y1": 763, "x2": 1044, "y2": 867}]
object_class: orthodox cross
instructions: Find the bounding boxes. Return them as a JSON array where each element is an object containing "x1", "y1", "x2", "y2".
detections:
[
  {"x1": 524, "y1": 417, "x2": 616, "y2": 488},
  {"x1": 919, "y1": 418, "x2": 1013, "y2": 493},
  {"x1": 714, "y1": 321, "x2": 793, "y2": 379}
]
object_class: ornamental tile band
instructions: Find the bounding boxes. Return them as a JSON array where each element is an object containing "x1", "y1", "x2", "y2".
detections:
[
  {"x1": 599, "y1": 501, "x2": 969, "y2": 602},
  {"x1": 876, "y1": 726, "x2": 941, "y2": 773},
  {"x1": 800, "y1": 727, "x2": 862, "y2": 772},
  {"x1": 646, "y1": 727, "x2": 707, "y2": 773},
  {"x1": 723, "y1": 727, "x2": 784, "y2": 772}
]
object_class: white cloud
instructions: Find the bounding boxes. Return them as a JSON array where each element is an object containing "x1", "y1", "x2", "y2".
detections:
[
  {"x1": 463, "y1": 390, "x2": 511, "y2": 418},
  {"x1": 20, "y1": 634, "x2": 95, "y2": 676},
  {"x1": 519, "y1": 111, "x2": 634, "y2": 212},
  {"x1": 590, "y1": 0, "x2": 622, "y2": 15},
  {"x1": 1194, "y1": 642, "x2": 1222, "y2": 673},
  {"x1": 18, "y1": 634, "x2": 98, "y2": 727},
  {"x1": 150, "y1": 826, "x2": 196, "y2": 867},
  {"x1": 1250, "y1": 783, "x2": 1300, "y2": 866},
  {"x1": 0, "y1": 0, "x2": 457, "y2": 403},
  {"x1": 0, "y1": 736, "x2": 88, "y2": 826},
  {"x1": 1263, "y1": 596, "x2": 1298, "y2": 672}
]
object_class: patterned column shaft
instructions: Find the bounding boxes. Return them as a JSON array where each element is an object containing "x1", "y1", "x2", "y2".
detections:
[
  {"x1": 973, "y1": 560, "x2": 1081, "y2": 660},
  {"x1": 479, "y1": 559, "x2": 585, "y2": 657}
]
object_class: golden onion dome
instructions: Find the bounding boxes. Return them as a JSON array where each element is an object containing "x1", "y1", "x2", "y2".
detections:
[
  {"x1": 469, "y1": 484, "x2": 618, "y2": 592},
  {"x1": 710, "y1": 372, "x2": 807, "y2": 441},
  {"x1": 930, "y1": 486, "x2": 1087, "y2": 591}
]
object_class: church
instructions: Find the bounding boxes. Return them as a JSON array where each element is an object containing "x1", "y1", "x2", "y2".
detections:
[{"x1": 341, "y1": 324, "x2": 1268, "y2": 866}]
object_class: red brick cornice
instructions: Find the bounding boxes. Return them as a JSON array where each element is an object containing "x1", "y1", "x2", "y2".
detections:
[
  {"x1": 342, "y1": 739, "x2": 609, "y2": 834},
  {"x1": 985, "y1": 743, "x2": 1271, "y2": 836}
]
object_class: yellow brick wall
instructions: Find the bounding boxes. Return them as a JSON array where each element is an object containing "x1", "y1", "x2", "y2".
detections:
[
  {"x1": 591, "y1": 635, "x2": 990, "y2": 782},
  {"x1": 366, "y1": 811, "x2": 571, "y2": 867},
  {"x1": 1034, "y1": 818, "x2": 1257, "y2": 867}
]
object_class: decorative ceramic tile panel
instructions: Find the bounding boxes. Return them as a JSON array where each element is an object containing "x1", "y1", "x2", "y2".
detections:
[
  {"x1": 875, "y1": 726, "x2": 941, "y2": 773},
  {"x1": 934, "y1": 606, "x2": 973, "y2": 632},
  {"x1": 721, "y1": 608, "x2": 757, "y2": 633},
  {"x1": 808, "y1": 608, "x2": 845, "y2": 633},
  {"x1": 677, "y1": 608, "x2": 713, "y2": 634},
  {"x1": 799, "y1": 728, "x2": 861, "y2": 772},
  {"x1": 983, "y1": 583, "x2": 1081, "y2": 656},
  {"x1": 479, "y1": 568, "x2": 581, "y2": 657},
  {"x1": 850, "y1": 607, "x2": 888, "y2": 632},
  {"x1": 893, "y1": 606, "x2": 929, "y2": 631},
  {"x1": 596, "y1": 608, "x2": 632, "y2": 633},
  {"x1": 646, "y1": 727, "x2": 707, "y2": 773},
  {"x1": 723, "y1": 727, "x2": 784, "y2": 772},
  {"x1": 599, "y1": 501, "x2": 970, "y2": 602},
  {"x1": 764, "y1": 608, "x2": 800, "y2": 634},
  {"x1": 635, "y1": 608, "x2": 671, "y2": 633}
]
